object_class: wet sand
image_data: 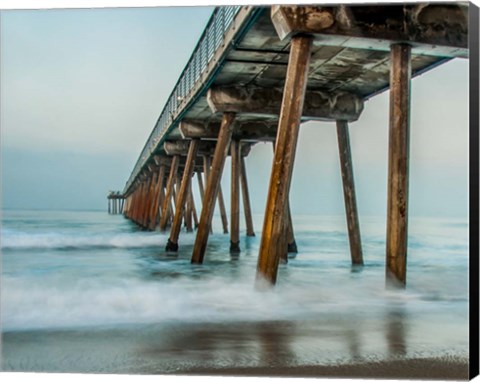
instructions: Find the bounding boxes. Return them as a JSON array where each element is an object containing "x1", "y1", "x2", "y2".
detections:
[
  {"x1": 1, "y1": 320, "x2": 469, "y2": 379},
  {"x1": 183, "y1": 358, "x2": 469, "y2": 380}
]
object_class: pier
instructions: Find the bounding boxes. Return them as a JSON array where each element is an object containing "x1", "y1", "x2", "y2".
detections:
[
  {"x1": 107, "y1": 191, "x2": 124, "y2": 215},
  {"x1": 112, "y1": 3, "x2": 469, "y2": 287}
]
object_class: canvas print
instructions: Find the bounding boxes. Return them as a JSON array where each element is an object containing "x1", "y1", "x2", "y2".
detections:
[{"x1": 1, "y1": 1, "x2": 477, "y2": 380}]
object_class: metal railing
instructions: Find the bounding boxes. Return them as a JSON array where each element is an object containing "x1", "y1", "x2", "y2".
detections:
[{"x1": 123, "y1": 6, "x2": 244, "y2": 194}]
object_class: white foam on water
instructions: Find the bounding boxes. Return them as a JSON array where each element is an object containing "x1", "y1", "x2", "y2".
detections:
[
  {"x1": 1, "y1": 230, "x2": 166, "y2": 250},
  {"x1": 1, "y1": 265, "x2": 464, "y2": 331}
]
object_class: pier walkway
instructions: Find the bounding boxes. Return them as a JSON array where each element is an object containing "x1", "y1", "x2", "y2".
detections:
[{"x1": 112, "y1": 3, "x2": 469, "y2": 287}]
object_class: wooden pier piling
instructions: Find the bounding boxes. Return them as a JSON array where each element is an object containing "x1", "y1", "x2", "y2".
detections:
[
  {"x1": 190, "y1": 184, "x2": 199, "y2": 228},
  {"x1": 192, "y1": 113, "x2": 236, "y2": 263},
  {"x1": 142, "y1": 170, "x2": 156, "y2": 228},
  {"x1": 160, "y1": 155, "x2": 179, "y2": 231},
  {"x1": 256, "y1": 35, "x2": 313, "y2": 286},
  {"x1": 185, "y1": 182, "x2": 194, "y2": 233},
  {"x1": 149, "y1": 163, "x2": 166, "y2": 230},
  {"x1": 202, "y1": 156, "x2": 214, "y2": 234},
  {"x1": 271, "y1": 141, "x2": 297, "y2": 256},
  {"x1": 240, "y1": 154, "x2": 255, "y2": 237},
  {"x1": 218, "y1": 185, "x2": 229, "y2": 234},
  {"x1": 386, "y1": 43, "x2": 412, "y2": 287},
  {"x1": 167, "y1": 140, "x2": 199, "y2": 251},
  {"x1": 286, "y1": 203, "x2": 297, "y2": 254},
  {"x1": 336, "y1": 120, "x2": 363, "y2": 266},
  {"x1": 230, "y1": 139, "x2": 241, "y2": 253}
]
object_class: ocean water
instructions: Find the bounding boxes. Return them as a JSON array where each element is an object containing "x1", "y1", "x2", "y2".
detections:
[{"x1": 0, "y1": 209, "x2": 469, "y2": 374}]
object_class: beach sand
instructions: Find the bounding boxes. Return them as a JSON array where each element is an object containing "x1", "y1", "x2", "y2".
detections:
[
  {"x1": 1, "y1": 321, "x2": 469, "y2": 379},
  {"x1": 182, "y1": 358, "x2": 469, "y2": 380}
]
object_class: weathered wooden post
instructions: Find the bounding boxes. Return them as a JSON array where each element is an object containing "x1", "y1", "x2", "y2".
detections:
[
  {"x1": 160, "y1": 155, "x2": 180, "y2": 231},
  {"x1": 218, "y1": 184, "x2": 229, "y2": 234},
  {"x1": 149, "y1": 163, "x2": 166, "y2": 230},
  {"x1": 175, "y1": 171, "x2": 182, "y2": 205},
  {"x1": 240, "y1": 154, "x2": 255, "y2": 237},
  {"x1": 133, "y1": 180, "x2": 144, "y2": 223},
  {"x1": 202, "y1": 156, "x2": 213, "y2": 233},
  {"x1": 185, "y1": 183, "x2": 194, "y2": 233},
  {"x1": 134, "y1": 181, "x2": 142, "y2": 222},
  {"x1": 108, "y1": 197, "x2": 111, "y2": 214},
  {"x1": 386, "y1": 43, "x2": 411, "y2": 287},
  {"x1": 197, "y1": 170, "x2": 205, "y2": 201},
  {"x1": 139, "y1": 177, "x2": 150, "y2": 225},
  {"x1": 203, "y1": 156, "x2": 228, "y2": 233},
  {"x1": 336, "y1": 120, "x2": 364, "y2": 266},
  {"x1": 190, "y1": 184, "x2": 199, "y2": 228},
  {"x1": 131, "y1": 185, "x2": 140, "y2": 221},
  {"x1": 286, "y1": 203, "x2": 297, "y2": 254},
  {"x1": 204, "y1": 155, "x2": 229, "y2": 234},
  {"x1": 256, "y1": 36, "x2": 313, "y2": 286},
  {"x1": 230, "y1": 139, "x2": 241, "y2": 253},
  {"x1": 166, "y1": 139, "x2": 199, "y2": 251},
  {"x1": 192, "y1": 113, "x2": 236, "y2": 263},
  {"x1": 142, "y1": 170, "x2": 157, "y2": 227},
  {"x1": 271, "y1": 140, "x2": 297, "y2": 257},
  {"x1": 127, "y1": 190, "x2": 134, "y2": 219}
]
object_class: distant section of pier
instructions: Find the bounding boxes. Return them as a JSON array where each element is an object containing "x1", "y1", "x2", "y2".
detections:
[{"x1": 107, "y1": 191, "x2": 124, "y2": 215}]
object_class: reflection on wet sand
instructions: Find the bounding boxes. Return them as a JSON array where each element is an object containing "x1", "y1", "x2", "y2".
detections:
[
  {"x1": 386, "y1": 306, "x2": 408, "y2": 357},
  {"x1": 2, "y1": 304, "x2": 467, "y2": 378},
  {"x1": 138, "y1": 306, "x2": 411, "y2": 372}
]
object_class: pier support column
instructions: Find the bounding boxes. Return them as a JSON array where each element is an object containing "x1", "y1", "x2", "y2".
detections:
[
  {"x1": 149, "y1": 164, "x2": 166, "y2": 230},
  {"x1": 142, "y1": 172, "x2": 156, "y2": 228},
  {"x1": 218, "y1": 184, "x2": 229, "y2": 234},
  {"x1": 204, "y1": 155, "x2": 229, "y2": 234},
  {"x1": 139, "y1": 179, "x2": 150, "y2": 226},
  {"x1": 133, "y1": 185, "x2": 142, "y2": 222},
  {"x1": 160, "y1": 155, "x2": 180, "y2": 231},
  {"x1": 128, "y1": 190, "x2": 135, "y2": 220},
  {"x1": 271, "y1": 141, "x2": 297, "y2": 257},
  {"x1": 190, "y1": 184, "x2": 199, "y2": 228},
  {"x1": 192, "y1": 113, "x2": 236, "y2": 263},
  {"x1": 256, "y1": 36, "x2": 313, "y2": 287},
  {"x1": 197, "y1": 170, "x2": 205, "y2": 201},
  {"x1": 386, "y1": 43, "x2": 411, "y2": 287},
  {"x1": 336, "y1": 120, "x2": 364, "y2": 266},
  {"x1": 185, "y1": 182, "x2": 194, "y2": 233},
  {"x1": 133, "y1": 181, "x2": 145, "y2": 224},
  {"x1": 230, "y1": 139, "x2": 241, "y2": 253},
  {"x1": 108, "y1": 198, "x2": 111, "y2": 214},
  {"x1": 286, "y1": 203, "x2": 297, "y2": 254},
  {"x1": 240, "y1": 154, "x2": 255, "y2": 237},
  {"x1": 167, "y1": 140, "x2": 199, "y2": 251}
]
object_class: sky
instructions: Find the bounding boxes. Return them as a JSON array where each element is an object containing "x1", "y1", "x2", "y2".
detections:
[{"x1": 0, "y1": 4, "x2": 471, "y2": 218}]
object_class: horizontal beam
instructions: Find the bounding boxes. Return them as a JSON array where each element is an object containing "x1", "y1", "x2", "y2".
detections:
[
  {"x1": 180, "y1": 120, "x2": 278, "y2": 141},
  {"x1": 207, "y1": 86, "x2": 364, "y2": 122},
  {"x1": 165, "y1": 137, "x2": 253, "y2": 157},
  {"x1": 271, "y1": 4, "x2": 468, "y2": 58},
  {"x1": 164, "y1": 140, "x2": 216, "y2": 156}
]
